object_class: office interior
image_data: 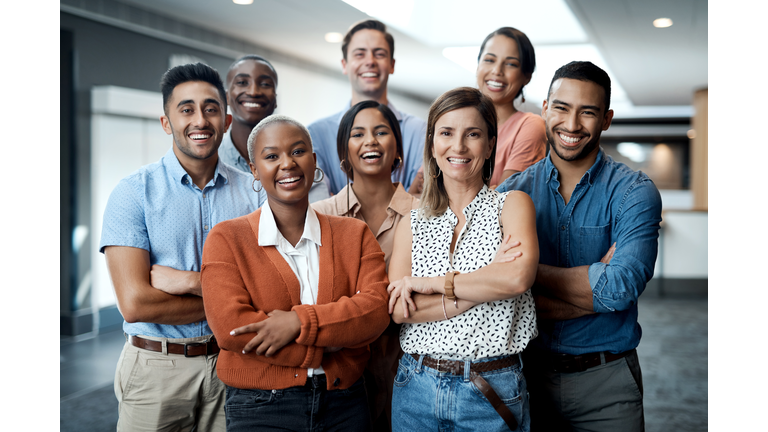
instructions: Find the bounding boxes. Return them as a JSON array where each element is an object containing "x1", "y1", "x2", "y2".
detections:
[{"x1": 60, "y1": 0, "x2": 708, "y2": 430}]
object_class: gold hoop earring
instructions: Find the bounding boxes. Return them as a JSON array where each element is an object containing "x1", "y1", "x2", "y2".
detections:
[
  {"x1": 430, "y1": 157, "x2": 442, "y2": 179},
  {"x1": 392, "y1": 156, "x2": 403, "y2": 171},
  {"x1": 313, "y1": 167, "x2": 325, "y2": 183},
  {"x1": 339, "y1": 159, "x2": 348, "y2": 172},
  {"x1": 252, "y1": 178, "x2": 263, "y2": 193}
]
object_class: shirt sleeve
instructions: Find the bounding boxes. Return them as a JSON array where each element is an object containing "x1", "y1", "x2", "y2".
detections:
[
  {"x1": 588, "y1": 178, "x2": 663, "y2": 313},
  {"x1": 503, "y1": 115, "x2": 547, "y2": 173},
  {"x1": 99, "y1": 177, "x2": 149, "y2": 253}
]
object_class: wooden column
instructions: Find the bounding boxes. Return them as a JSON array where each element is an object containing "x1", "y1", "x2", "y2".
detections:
[{"x1": 690, "y1": 88, "x2": 708, "y2": 210}]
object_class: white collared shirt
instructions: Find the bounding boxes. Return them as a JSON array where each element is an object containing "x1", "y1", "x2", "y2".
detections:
[{"x1": 258, "y1": 201, "x2": 324, "y2": 375}]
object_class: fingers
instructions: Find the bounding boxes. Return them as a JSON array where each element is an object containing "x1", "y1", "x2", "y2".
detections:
[
  {"x1": 242, "y1": 335, "x2": 263, "y2": 354},
  {"x1": 230, "y1": 323, "x2": 259, "y2": 336}
]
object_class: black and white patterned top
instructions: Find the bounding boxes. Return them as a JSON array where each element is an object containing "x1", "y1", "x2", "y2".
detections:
[{"x1": 400, "y1": 185, "x2": 537, "y2": 360}]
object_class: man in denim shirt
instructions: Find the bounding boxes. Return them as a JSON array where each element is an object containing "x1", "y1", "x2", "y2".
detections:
[
  {"x1": 100, "y1": 63, "x2": 266, "y2": 431},
  {"x1": 497, "y1": 61, "x2": 662, "y2": 431}
]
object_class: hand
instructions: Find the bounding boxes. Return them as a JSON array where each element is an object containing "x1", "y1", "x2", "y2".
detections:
[
  {"x1": 387, "y1": 276, "x2": 438, "y2": 319},
  {"x1": 408, "y1": 171, "x2": 424, "y2": 196},
  {"x1": 150, "y1": 265, "x2": 201, "y2": 296},
  {"x1": 230, "y1": 310, "x2": 301, "y2": 357},
  {"x1": 492, "y1": 235, "x2": 523, "y2": 264},
  {"x1": 600, "y1": 243, "x2": 617, "y2": 264}
]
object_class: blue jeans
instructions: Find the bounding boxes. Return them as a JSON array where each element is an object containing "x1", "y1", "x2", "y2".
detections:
[
  {"x1": 225, "y1": 375, "x2": 371, "y2": 431},
  {"x1": 392, "y1": 353, "x2": 530, "y2": 432}
]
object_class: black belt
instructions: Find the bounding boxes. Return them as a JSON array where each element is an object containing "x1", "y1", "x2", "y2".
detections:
[
  {"x1": 539, "y1": 349, "x2": 634, "y2": 373},
  {"x1": 128, "y1": 335, "x2": 219, "y2": 357}
]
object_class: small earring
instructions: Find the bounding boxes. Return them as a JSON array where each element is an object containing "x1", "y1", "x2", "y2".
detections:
[
  {"x1": 252, "y1": 178, "x2": 263, "y2": 193},
  {"x1": 521, "y1": 88, "x2": 526, "y2": 104},
  {"x1": 430, "y1": 157, "x2": 442, "y2": 179},
  {"x1": 339, "y1": 159, "x2": 347, "y2": 172},
  {"x1": 392, "y1": 156, "x2": 403, "y2": 171},
  {"x1": 483, "y1": 162, "x2": 492, "y2": 182},
  {"x1": 313, "y1": 167, "x2": 325, "y2": 183}
]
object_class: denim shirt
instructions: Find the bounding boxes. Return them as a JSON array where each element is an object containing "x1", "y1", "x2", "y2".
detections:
[
  {"x1": 99, "y1": 148, "x2": 267, "y2": 339},
  {"x1": 497, "y1": 149, "x2": 662, "y2": 355},
  {"x1": 307, "y1": 101, "x2": 426, "y2": 194}
]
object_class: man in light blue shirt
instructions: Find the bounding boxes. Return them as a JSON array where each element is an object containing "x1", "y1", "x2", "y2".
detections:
[
  {"x1": 219, "y1": 54, "x2": 329, "y2": 202},
  {"x1": 308, "y1": 19, "x2": 426, "y2": 195},
  {"x1": 100, "y1": 63, "x2": 266, "y2": 431},
  {"x1": 497, "y1": 61, "x2": 661, "y2": 431}
]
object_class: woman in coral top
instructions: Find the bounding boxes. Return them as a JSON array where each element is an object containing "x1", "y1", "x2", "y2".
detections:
[
  {"x1": 476, "y1": 27, "x2": 546, "y2": 187},
  {"x1": 201, "y1": 115, "x2": 390, "y2": 431}
]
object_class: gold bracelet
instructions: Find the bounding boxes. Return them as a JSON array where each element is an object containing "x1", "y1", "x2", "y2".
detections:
[
  {"x1": 444, "y1": 271, "x2": 460, "y2": 301},
  {"x1": 441, "y1": 294, "x2": 448, "y2": 320}
]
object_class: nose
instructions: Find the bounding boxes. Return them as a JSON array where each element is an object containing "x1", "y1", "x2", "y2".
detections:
[
  {"x1": 491, "y1": 60, "x2": 503, "y2": 75},
  {"x1": 191, "y1": 108, "x2": 208, "y2": 127},
  {"x1": 247, "y1": 81, "x2": 261, "y2": 97},
  {"x1": 564, "y1": 112, "x2": 580, "y2": 133},
  {"x1": 279, "y1": 153, "x2": 297, "y2": 170},
  {"x1": 364, "y1": 131, "x2": 377, "y2": 145}
]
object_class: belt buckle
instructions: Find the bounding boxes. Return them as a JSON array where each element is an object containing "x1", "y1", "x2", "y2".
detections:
[
  {"x1": 436, "y1": 359, "x2": 441, "y2": 372},
  {"x1": 184, "y1": 342, "x2": 205, "y2": 357}
]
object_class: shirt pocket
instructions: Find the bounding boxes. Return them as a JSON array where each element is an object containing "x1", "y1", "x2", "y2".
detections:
[{"x1": 578, "y1": 224, "x2": 612, "y2": 265}]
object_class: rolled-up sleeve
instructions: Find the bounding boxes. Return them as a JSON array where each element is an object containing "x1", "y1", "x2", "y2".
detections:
[{"x1": 589, "y1": 178, "x2": 662, "y2": 313}]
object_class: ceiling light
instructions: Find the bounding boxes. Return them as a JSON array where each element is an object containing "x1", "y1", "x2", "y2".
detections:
[
  {"x1": 325, "y1": 32, "x2": 343, "y2": 43},
  {"x1": 653, "y1": 18, "x2": 673, "y2": 28},
  {"x1": 233, "y1": 0, "x2": 253, "y2": 4}
]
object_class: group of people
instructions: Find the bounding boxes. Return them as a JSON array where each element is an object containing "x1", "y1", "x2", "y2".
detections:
[{"x1": 100, "y1": 18, "x2": 662, "y2": 432}]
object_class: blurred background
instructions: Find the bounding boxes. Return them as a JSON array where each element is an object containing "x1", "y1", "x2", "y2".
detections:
[{"x1": 60, "y1": 0, "x2": 708, "y2": 430}]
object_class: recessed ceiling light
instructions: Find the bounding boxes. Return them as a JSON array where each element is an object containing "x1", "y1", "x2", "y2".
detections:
[
  {"x1": 653, "y1": 18, "x2": 673, "y2": 28},
  {"x1": 233, "y1": 0, "x2": 253, "y2": 5},
  {"x1": 325, "y1": 32, "x2": 343, "y2": 43}
]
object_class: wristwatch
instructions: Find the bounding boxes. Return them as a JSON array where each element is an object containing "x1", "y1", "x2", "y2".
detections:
[{"x1": 444, "y1": 271, "x2": 460, "y2": 307}]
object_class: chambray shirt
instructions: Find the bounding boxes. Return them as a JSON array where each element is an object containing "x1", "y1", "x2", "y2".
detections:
[
  {"x1": 99, "y1": 147, "x2": 267, "y2": 339},
  {"x1": 497, "y1": 149, "x2": 662, "y2": 355},
  {"x1": 307, "y1": 101, "x2": 426, "y2": 194}
]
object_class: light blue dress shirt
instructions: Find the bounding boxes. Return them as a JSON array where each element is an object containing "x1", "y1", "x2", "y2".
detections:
[
  {"x1": 497, "y1": 148, "x2": 662, "y2": 355},
  {"x1": 99, "y1": 147, "x2": 267, "y2": 338},
  {"x1": 307, "y1": 101, "x2": 426, "y2": 194}
]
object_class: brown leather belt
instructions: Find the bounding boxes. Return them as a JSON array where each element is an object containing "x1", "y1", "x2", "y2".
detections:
[
  {"x1": 128, "y1": 335, "x2": 219, "y2": 357},
  {"x1": 412, "y1": 354, "x2": 519, "y2": 431},
  {"x1": 545, "y1": 349, "x2": 634, "y2": 373}
]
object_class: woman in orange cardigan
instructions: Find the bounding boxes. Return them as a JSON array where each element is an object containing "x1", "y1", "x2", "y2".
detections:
[{"x1": 201, "y1": 115, "x2": 390, "y2": 431}]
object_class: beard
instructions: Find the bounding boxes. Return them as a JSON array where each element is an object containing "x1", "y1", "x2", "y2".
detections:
[{"x1": 546, "y1": 127, "x2": 600, "y2": 162}]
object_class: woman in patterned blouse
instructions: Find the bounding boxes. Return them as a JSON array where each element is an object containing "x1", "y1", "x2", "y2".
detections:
[{"x1": 387, "y1": 87, "x2": 539, "y2": 432}]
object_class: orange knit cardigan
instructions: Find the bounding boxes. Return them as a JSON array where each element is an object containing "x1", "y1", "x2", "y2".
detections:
[{"x1": 201, "y1": 208, "x2": 390, "y2": 391}]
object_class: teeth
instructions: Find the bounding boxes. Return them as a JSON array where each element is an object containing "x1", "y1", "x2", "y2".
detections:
[
  {"x1": 448, "y1": 157, "x2": 470, "y2": 164},
  {"x1": 361, "y1": 72, "x2": 378, "y2": 78},
  {"x1": 362, "y1": 152, "x2": 382, "y2": 159},
  {"x1": 242, "y1": 102, "x2": 262, "y2": 108},
  {"x1": 278, "y1": 177, "x2": 300, "y2": 184},
  {"x1": 558, "y1": 133, "x2": 582, "y2": 144},
  {"x1": 487, "y1": 80, "x2": 504, "y2": 88},
  {"x1": 189, "y1": 134, "x2": 210, "y2": 140}
]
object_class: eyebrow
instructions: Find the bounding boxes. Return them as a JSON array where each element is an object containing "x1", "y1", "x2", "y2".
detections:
[
  {"x1": 260, "y1": 140, "x2": 307, "y2": 153},
  {"x1": 176, "y1": 98, "x2": 221, "y2": 108},
  {"x1": 351, "y1": 124, "x2": 390, "y2": 130},
  {"x1": 552, "y1": 99, "x2": 601, "y2": 111}
]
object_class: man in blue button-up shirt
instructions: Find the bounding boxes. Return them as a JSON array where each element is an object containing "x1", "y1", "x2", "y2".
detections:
[
  {"x1": 100, "y1": 63, "x2": 266, "y2": 431},
  {"x1": 307, "y1": 19, "x2": 426, "y2": 195},
  {"x1": 497, "y1": 61, "x2": 662, "y2": 431}
]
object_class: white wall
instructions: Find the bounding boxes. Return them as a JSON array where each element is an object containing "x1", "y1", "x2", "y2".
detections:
[{"x1": 657, "y1": 211, "x2": 708, "y2": 279}]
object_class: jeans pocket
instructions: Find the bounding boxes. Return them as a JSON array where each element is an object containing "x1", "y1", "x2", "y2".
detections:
[
  {"x1": 225, "y1": 387, "x2": 278, "y2": 416},
  {"x1": 393, "y1": 360, "x2": 414, "y2": 388},
  {"x1": 471, "y1": 366, "x2": 524, "y2": 406}
]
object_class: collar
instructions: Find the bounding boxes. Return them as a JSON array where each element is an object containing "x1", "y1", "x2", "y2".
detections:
[
  {"x1": 220, "y1": 131, "x2": 247, "y2": 164},
  {"x1": 337, "y1": 100, "x2": 404, "y2": 123},
  {"x1": 333, "y1": 183, "x2": 414, "y2": 218},
  {"x1": 162, "y1": 147, "x2": 229, "y2": 186},
  {"x1": 258, "y1": 201, "x2": 322, "y2": 248},
  {"x1": 443, "y1": 184, "x2": 493, "y2": 224},
  {"x1": 544, "y1": 147, "x2": 607, "y2": 186}
]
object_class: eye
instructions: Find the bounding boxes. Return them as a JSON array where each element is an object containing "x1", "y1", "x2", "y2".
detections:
[
  {"x1": 205, "y1": 107, "x2": 218, "y2": 113},
  {"x1": 483, "y1": 58, "x2": 494, "y2": 64},
  {"x1": 468, "y1": 132, "x2": 480, "y2": 138},
  {"x1": 236, "y1": 80, "x2": 248, "y2": 86},
  {"x1": 506, "y1": 62, "x2": 518, "y2": 68},
  {"x1": 264, "y1": 154, "x2": 277, "y2": 160},
  {"x1": 260, "y1": 81, "x2": 273, "y2": 88},
  {"x1": 376, "y1": 130, "x2": 389, "y2": 136},
  {"x1": 292, "y1": 148, "x2": 306, "y2": 156},
  {"x1": 351, "y1": 132, "x2": 364, "y2": 139},
  {"x1": 440, "y1": 131, "x2": 451, "y2": 136}
]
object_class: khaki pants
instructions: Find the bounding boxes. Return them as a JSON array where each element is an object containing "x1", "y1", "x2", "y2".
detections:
[{"x1": 114, "y1": 335, "x2": 225, "y2": 432}]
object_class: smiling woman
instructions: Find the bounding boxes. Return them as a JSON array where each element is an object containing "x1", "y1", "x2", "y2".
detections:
[{"x1": 200, "y1": 114, "x2": 391, "y2": 431}]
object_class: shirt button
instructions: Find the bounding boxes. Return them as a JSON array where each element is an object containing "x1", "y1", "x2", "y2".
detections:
[
  {"x1": 561, "y1": 226, "x2": 566, "y2": 230},
  {"x1": 294, "y1": 374, "x2": 298, "y2": 378},
  {"x1": 202, "y1": 194, "x2": 206, "y2": 198},
  {"x1": 204, "y1": 225, "x2": 209, "y2": 230}
]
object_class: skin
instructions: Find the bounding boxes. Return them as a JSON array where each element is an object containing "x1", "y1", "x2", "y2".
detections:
[
  {"x1": 230, "y1": 122, "x2": 317, "y2": 356},
  {"x1": 531, "y1": 77, "x2": 615, "y2": 318},
  {"x1": 106, "y1": 80, "x2": 231, "y2": 324},
  {"x1": 346, "y1": 108, "x2": 400, "y2": 234},
  {"x1": 386, "y1": 106, "x2": 539, "y2": 322},
  {"x1": 226, "y1": 59, "x2": 278, "y2": 161},
  {"x1": 476, "y1": 34, "x2": 532, "y2": 185},
  {"x1": 342, "y1": 29, "x2": 395, "y2": 105}
]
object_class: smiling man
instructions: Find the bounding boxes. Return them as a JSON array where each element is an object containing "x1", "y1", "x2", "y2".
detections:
[
  {"x1": 219, "y1": 55, "x2": 329, "y2": 202},
  {"x1": 99, "y1": 63, "x2": 266, "y2": 432},
  {"x1": 307, "y1": 19, "x2": 426, "y2": 195},
  {"x1": 497, "y1": 61, "x2": 662, "y2": 431}
]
